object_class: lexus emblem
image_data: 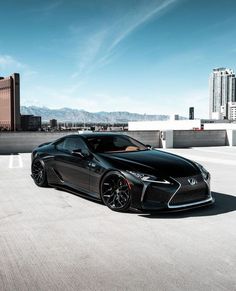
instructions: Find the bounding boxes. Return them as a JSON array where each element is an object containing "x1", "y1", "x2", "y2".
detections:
[{"x1": 188, "y1": 178, "x2": 197, "y2": 186}]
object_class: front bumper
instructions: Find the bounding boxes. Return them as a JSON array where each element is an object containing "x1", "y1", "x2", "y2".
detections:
[{"x1": 125, "y1": 172, "x2": 214, "y2": 211}]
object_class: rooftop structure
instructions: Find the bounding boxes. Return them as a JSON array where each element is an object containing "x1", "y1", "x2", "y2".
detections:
[
  {"x1": 21, "y1": 115, "x2": 42, "y2": 131},
  {"x1": 0, "y1": 73, "x2": 21, "y2": 131},
  {"x1": 209, "y1": 68, "x2": 236, "y2": 120}
]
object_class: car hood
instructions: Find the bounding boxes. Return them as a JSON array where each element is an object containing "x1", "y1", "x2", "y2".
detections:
[{"x1": 100, "y1": 149, "x2": 199, "y2": 178}]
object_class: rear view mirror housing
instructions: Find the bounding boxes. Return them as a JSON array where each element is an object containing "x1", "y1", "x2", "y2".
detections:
[
  {"x1": 71, "y1": 149, "x2": 84, "y2": 158},
  {"x1": 71, "y1": 149, "x2": 91, "y2": 159}
]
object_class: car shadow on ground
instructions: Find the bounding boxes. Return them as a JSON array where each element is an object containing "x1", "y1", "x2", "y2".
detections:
[{"x1": 138, "y1": 192, "x2": 236, "y2": 218}]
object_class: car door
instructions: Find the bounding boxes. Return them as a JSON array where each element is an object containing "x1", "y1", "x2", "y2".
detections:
[{"x1": 54, "y1": 136, "x2": 90, "y2": 192}]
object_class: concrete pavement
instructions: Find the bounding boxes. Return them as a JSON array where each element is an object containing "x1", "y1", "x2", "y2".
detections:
[{"x1": 0, "y1": 147, "x2": 235, "y2": 291}]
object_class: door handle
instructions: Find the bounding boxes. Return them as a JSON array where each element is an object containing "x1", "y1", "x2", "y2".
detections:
[{"x1": 89, "y1": 162, "x2": 96, "y2": 168}]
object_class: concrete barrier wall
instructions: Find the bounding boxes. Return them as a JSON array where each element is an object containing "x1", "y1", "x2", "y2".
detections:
[
  {"x1": 173, "y1": 130, "x2": 227, "y2": 148},
  {"x1": 0, "y1": 132, "x2": 73, "y2": 154},
  {"x1": 226, "y1": 130, "x2": 236, "y2": 146},
  {"x1": 0, "y1": 131, "x2": 160, "y2": 154},
  {"x1": 0, "y1": 130, "x2": 230, "y2": 153},
  {"x1": 126, "y1": 131, "x2": 160, "y2": 147},
  {"x1": 232, "y1": 130, "x2": 236, "y2": 146}
]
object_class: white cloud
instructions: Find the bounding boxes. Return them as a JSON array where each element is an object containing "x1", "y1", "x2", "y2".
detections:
[
  {"x1": 24, "y1": 0, "x2": 63, "y2": 16},
  {"x1": 21, "y1": 97, "x2": 45, "y2": 107},
  {"x1": 0, "y1": 55, "x2": 24, "y2": 70},
  {"x1": 109, "y1": 0, "x2": 177, "y2": 51},
  {"x1": 25, "y1": 85, "x2": 173, "y2": 115},
  {"x1": 71, "y1": 0, "x2": 178, "y2": 77},
  {"x1": 76, "y1": 28, "x2": 109, "y2": 75},
  {"x1": 0, "y1": 54, "x2": 37, "y2": 78},
  {"x1": 22, "y1": 78, "x2": 209, "y2": 118}
]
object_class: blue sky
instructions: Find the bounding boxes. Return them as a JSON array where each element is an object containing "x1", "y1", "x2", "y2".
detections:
[{"x1": 0, "y1": 0, "x2": 236, "y2": 118}]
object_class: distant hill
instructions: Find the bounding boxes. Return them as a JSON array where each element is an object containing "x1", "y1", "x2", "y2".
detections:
[{"x1": 20, "y1": 106, "x2": 172, "y2": 123}]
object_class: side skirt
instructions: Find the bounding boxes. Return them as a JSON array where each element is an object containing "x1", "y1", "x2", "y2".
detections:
[{"x1": 49, "y1": 182, "x2": 102, "y2": 203}]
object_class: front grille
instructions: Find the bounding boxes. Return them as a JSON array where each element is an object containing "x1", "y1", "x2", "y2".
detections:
[
  {"x1": 174, "y1": 174, "x2": 204, "y2": 186},
  {"x1": 144, "y1": 184, "x2": 172, "y2": 203},
  {"x1": 169, "y1": 175, "x2": 209, "y2": 206},
  {"x1": 142, "y1": 182, "x2": 179, "y2": 210},
  {"x1": 169, "y1": 188, "x2": 208, "y2": 206}
]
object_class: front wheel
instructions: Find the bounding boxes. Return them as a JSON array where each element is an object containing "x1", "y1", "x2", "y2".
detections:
[
  {"x1": 100, "y1": 171, "x2": 131, "y2": 211},
  {"x1": 31, "y1": 158, "x2": 48, "y2": 187}
]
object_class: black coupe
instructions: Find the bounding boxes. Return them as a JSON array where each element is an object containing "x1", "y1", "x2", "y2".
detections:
[{"x1": 31, "y1": 133, "x2": 214, "y2": 212}]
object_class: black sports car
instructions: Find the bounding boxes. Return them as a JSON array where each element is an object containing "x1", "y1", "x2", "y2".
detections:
[{"x1": 31, "y1": 133, "x2": 214, "y2": 212}]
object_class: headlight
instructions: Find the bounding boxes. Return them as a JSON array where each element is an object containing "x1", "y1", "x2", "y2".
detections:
[
  {"x1": 193, "y1": 162, "x2": 210, "y2": 180},
  {"x1": 127, "y1": 171, "x2": 171, "y2": 184}
]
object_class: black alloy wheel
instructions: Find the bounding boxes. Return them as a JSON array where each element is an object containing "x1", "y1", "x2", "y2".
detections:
[
  {"x1": 101, "y1": 171, "x2": 131, "y2": 211},
  {"x1": 32, "y1": 159, "x2": 48, "y2": 187}
]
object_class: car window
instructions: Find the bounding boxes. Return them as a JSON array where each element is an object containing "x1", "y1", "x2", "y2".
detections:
[
  {"x1": 86, "y1": 135, "x2": 147, "y2": 153},
  {"x1": 56, "y1": 137, "x2": 88, "y2": 153},
  {"x1": 113, "y1": 136, "x2": 132, "y2": 148},
  {"x1": 55, "y1": 138, "x2": 66, "y2": 151}
]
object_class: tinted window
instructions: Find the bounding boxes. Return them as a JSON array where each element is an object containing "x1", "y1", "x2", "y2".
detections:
[
  {"x1": 56, "y1": 137, "x2": 88, "y2": 153},
  {"x1": 56, "y1": 139, "x2": 67, "y2": 151},
  {"x1": 86, "y1": 135, "x2": 147, "y2": 153}
]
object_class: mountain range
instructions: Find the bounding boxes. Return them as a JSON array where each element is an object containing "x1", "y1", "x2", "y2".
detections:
[{"x1": 20, "y1": 106, "x2": 174, "y2": 123}]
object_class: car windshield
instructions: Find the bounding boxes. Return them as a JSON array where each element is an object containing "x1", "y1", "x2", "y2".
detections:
[{"x1": 86, "y1": 135, "x2": 148, "y2": 153}]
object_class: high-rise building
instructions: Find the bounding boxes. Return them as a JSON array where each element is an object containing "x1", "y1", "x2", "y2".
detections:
[
  {"x1": 0, "y1": 73, "x2": 21, "y2": 131},
  {"x1": 227, "y1": 102, "x2": 236, "y2": 121},
  {"x1": 189, "y1": 107, "x2": 194, "y2": 120},
  {"x1": 21, "y1": 115, "x2": 41, "y2": 131},
  {"x1": 50, "y1": 119, "x2": 57, "y2": 129},
  {"x1": 209, "y1": 68, "x2": 236, "y2": 120}
]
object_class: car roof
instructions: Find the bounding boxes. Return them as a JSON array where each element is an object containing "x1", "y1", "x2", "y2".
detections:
[
  {"x1": 58, "y1": 132, "x2": 127, "y2": 139},
  {"x1": 80, "y1": 132, "x2": 127, "y2": 138},
  {"x1": 51, "y1": 133, "x2": 147, "y2": 150},
  {"x1": 52, "y1": 132, "x2": 128, "y2": 145}
]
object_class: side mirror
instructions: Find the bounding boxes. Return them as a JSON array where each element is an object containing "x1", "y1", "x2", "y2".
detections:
[
  {"x1": 145, "y1": 144, "x2": 152, "y2": 149},
  {"x1": 71, "y1": 149, "x2": 84, "y2": 158}
]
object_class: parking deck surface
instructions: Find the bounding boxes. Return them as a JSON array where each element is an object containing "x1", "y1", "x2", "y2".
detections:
[{"x1": 0, "y1": 147, "x2": 235, "y2": 291}]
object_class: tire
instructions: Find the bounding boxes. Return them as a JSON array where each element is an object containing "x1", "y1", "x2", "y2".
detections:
[
  {"x1": 31, "y1": 158, "x2": 48, "y2": 187},
  {"x1": 100, "y1": 171, "x2": 131, "y2": 211}
]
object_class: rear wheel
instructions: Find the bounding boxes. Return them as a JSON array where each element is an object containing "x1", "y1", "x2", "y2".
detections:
[
  {"x1": 31, "y1": 158, "x2": 48, "y2": 187},
  {"x1": 101, "y1": 171, "x2": 131, "y2": 211}
]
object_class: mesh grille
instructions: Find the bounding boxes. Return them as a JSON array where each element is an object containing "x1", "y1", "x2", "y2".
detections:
[
  {"x1": 169, "y1": 175, "x2": 209, "y2": 206},
  {"x1": 144, "y1": 184, "x2": 171, "y2": 203}
]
